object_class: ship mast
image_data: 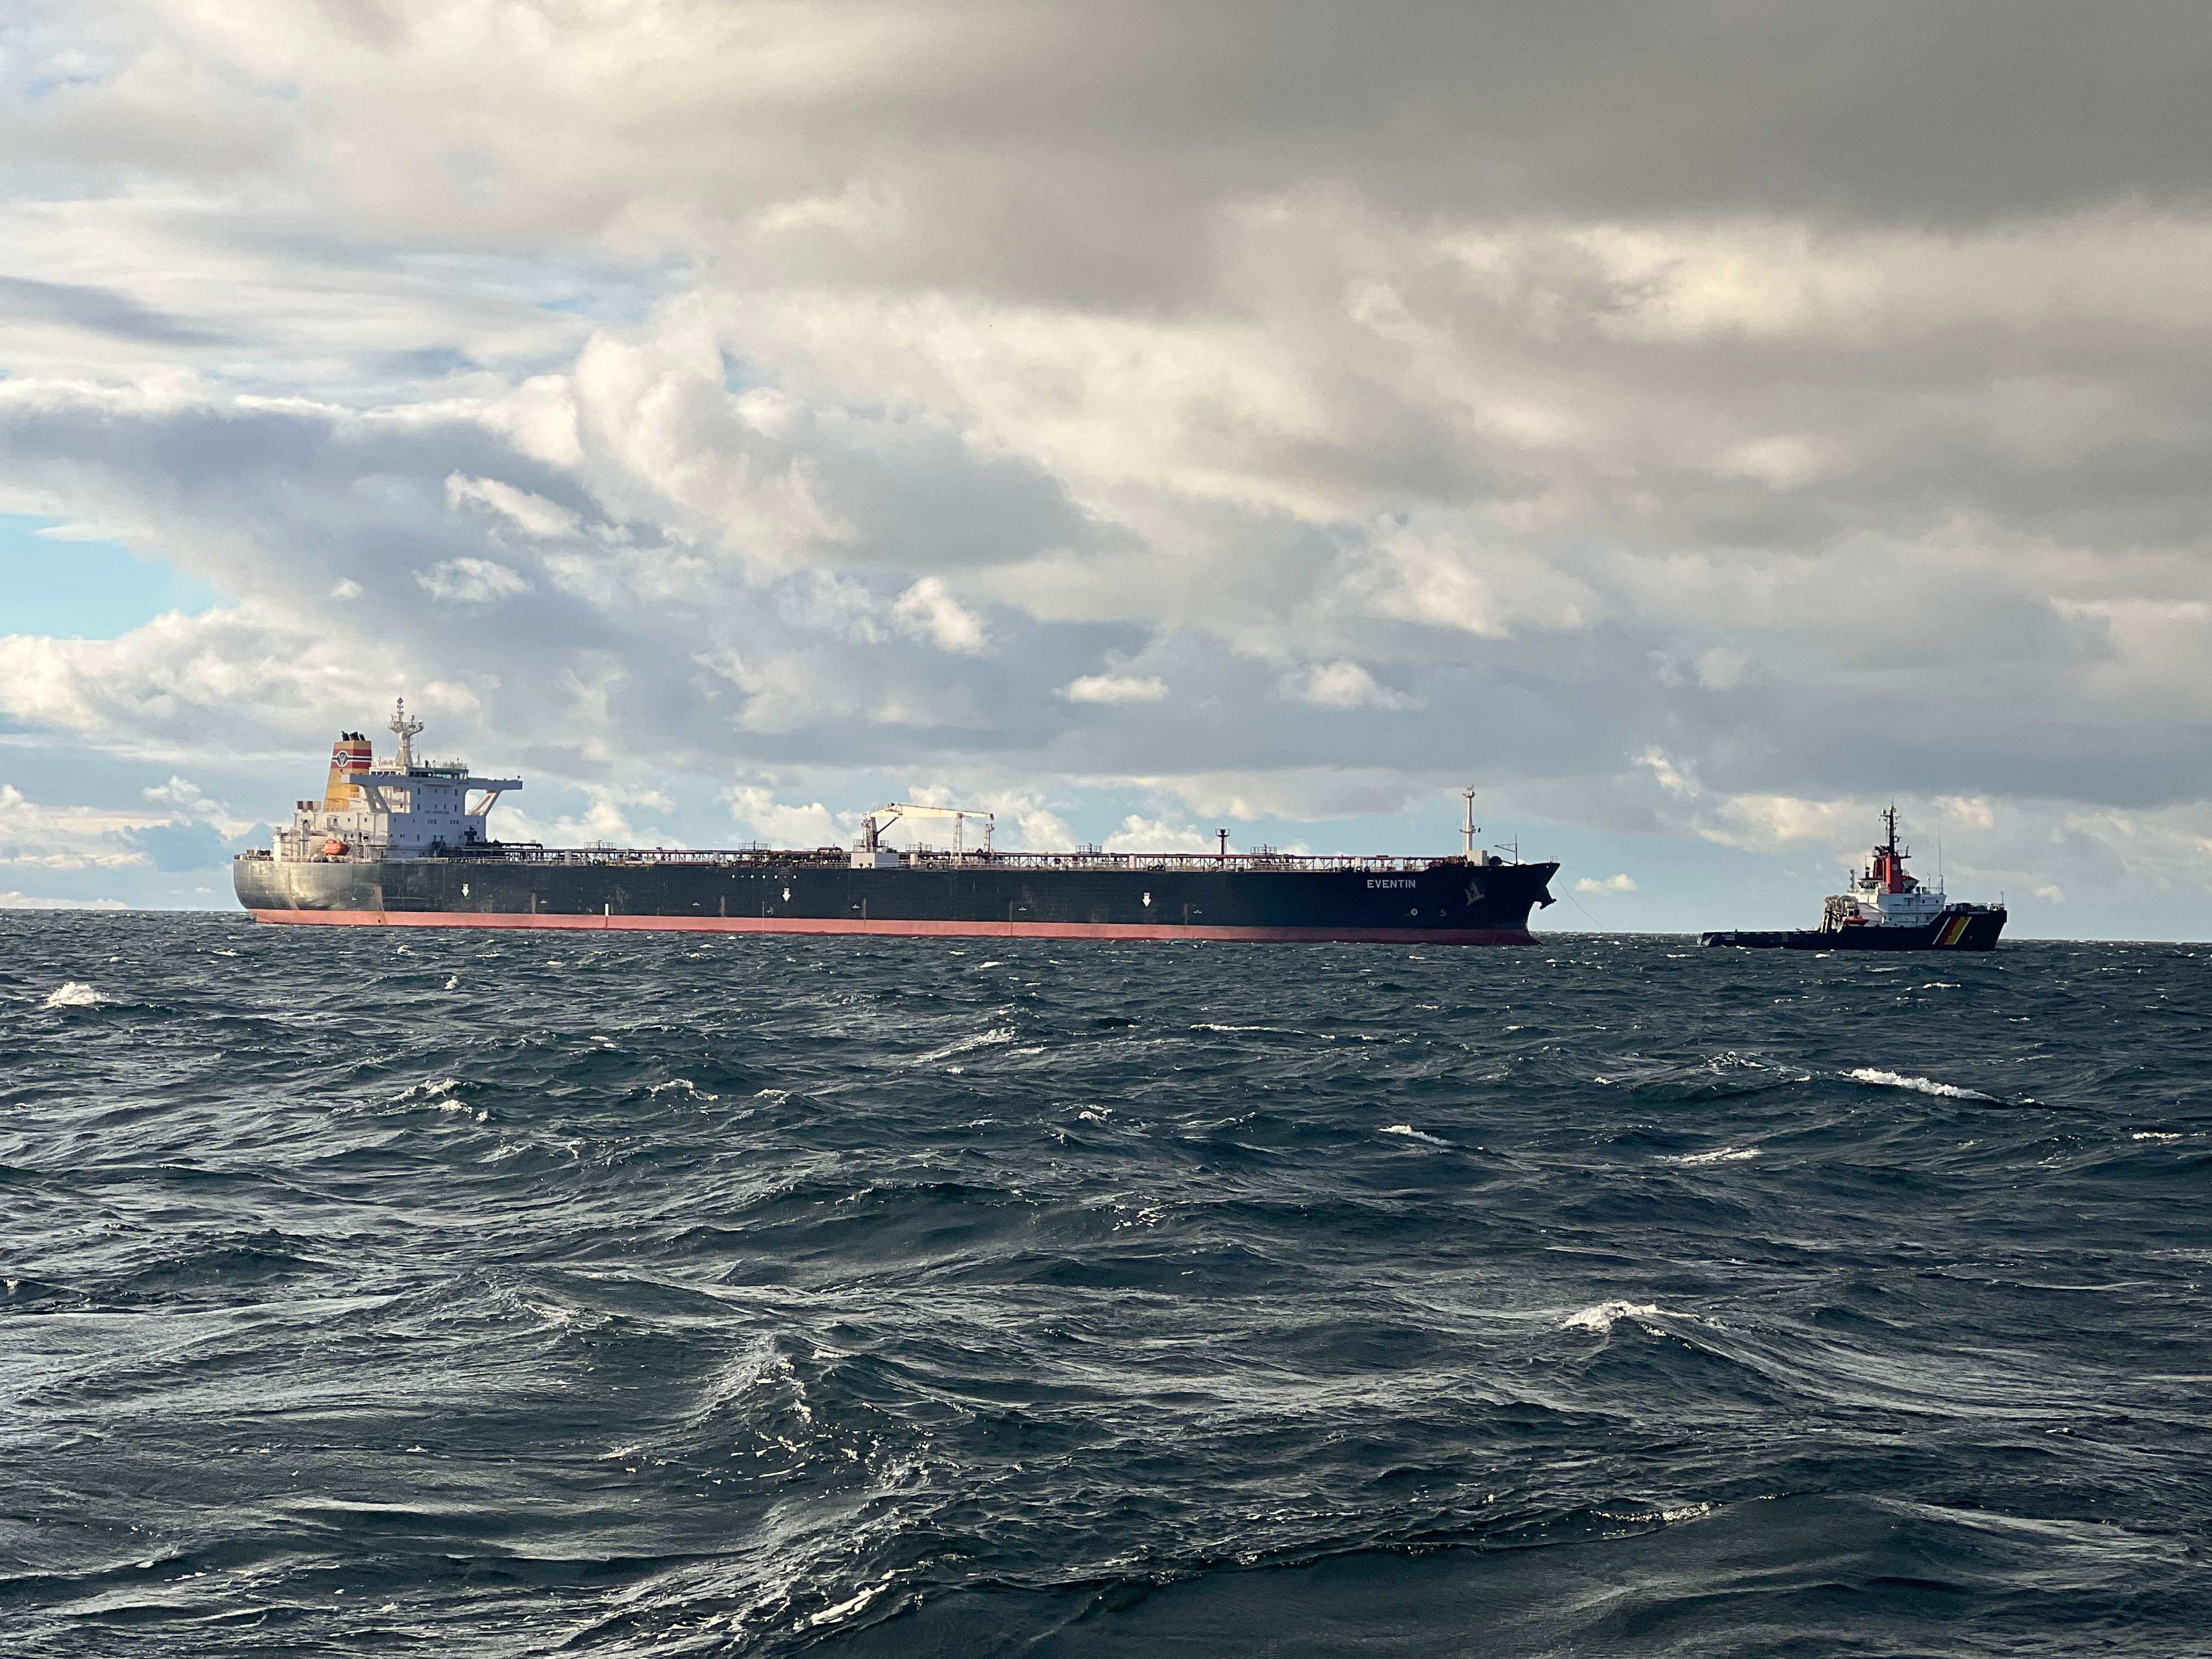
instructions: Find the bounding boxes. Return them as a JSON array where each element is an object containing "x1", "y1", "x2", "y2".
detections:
[
  {"x1": 390, "y1": 698, "x2": 424, "y2": 774},
  {"x1": 1870, "y1": 803, "x2": 1911, "y2": 893},
  {"x1": 1462, "y1": 788, "x2": 1480, "y2": 859}
]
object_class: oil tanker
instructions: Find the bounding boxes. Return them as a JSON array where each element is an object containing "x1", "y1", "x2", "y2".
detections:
[{"x1": 233, "y1": 704, "x2": 1560, "y2": 944}]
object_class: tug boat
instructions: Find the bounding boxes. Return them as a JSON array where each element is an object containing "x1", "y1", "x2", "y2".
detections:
[{"x1": 1702, "y1": 807, "x2": 2005, "y2": 951}]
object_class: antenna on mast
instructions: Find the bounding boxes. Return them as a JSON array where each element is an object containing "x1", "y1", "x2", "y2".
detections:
[{"x1": 390, "y1": 697, "x2": 424, "y2": 772}]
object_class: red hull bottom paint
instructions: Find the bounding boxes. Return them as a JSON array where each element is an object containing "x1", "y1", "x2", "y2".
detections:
[{"x1": 249, "y1": 909, "x2": 1537, "y2": 945}]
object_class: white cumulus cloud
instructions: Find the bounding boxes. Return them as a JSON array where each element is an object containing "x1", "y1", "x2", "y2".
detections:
[
  {"x1": 1279, "y1": 661, "x2": 1417, "y2": 712},
  {"x1": 445, "y1": 474, "x2": 584, "y2": 541},
  {"x1": 891, "y1": 577, "x2": 990, "y2": 656},
  {"x1": 1576, "y1": 873, "x2": 1638, "y2": 895},
  {"x1": 414, "y1": 557, "x2": 532, "y2": 605},
  {"x1": 1059, "y1": 673, "x2": 1167, "y2": 706},
  {"x1": 723, "y1": 785, "x2": 855, "y2": 849},
  {"x1": 0, "y1": 891, "x2": 129, "y2": 910},
  {"x1": 1101, "y1": 815, "x2": 1217, "y2": 854}
]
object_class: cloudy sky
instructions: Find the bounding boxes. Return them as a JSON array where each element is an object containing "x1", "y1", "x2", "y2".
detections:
[{"x1": 5, "y1": 2, "x2": 2212, "y2": 935}]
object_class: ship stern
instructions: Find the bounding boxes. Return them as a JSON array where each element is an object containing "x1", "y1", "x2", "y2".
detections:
[{"x1": 234, "y1": 854, "x2": 387, "y2": 918}]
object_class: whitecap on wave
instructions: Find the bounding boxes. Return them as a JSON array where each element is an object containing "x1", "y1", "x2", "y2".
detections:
[
  {"x1": 806, "y1": 1580, "x2": 893, "y2": 1630},
  {"x1": 1597, "y1": 1499, "x2": 1720, "y2": 1525},
  {"x1": 648, "y1": 1077, "x2": 719, "y2": 1102},
  {"x1": 1669, "y1": 1146, "x2": 1762, "y2": 1165},
  {"x1": 1380, "y1": 1124, "x2": 1448, "y2": 1147},
  {"x1": 42, "y1": 982, "x2": 108, "y2": 1010},
  {"x1": 914, "y1": 1026, "x2": 1016, "y2": 1065},
  {"x1": 1562, "y1": 1300, "x2": 1703, "y2": 1333},
  {"x1": 1847, "y1": 1067, "x2": 1996, "y2": 1102},
  {"x1": 393, "y1": 1077, "x2": 482, "y2": 1119}
]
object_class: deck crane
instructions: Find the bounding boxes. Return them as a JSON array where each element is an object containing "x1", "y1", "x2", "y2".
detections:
[{"x1": 856, "y1": 801, "x2": 996, "y2": 860}]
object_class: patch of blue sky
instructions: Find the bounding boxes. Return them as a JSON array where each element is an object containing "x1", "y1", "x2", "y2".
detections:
[
  {"x1": 721, "y1": 350, "x2": 770, "y2": 394},
  {"x1": 541, "y1": 290, "x2": 652, "y2": 324},
  {"x1": 534, "y1": 253, "x2": 699, "y2": 326},
  {"x1": 384, "y1": 345, "x2": 479, "y2": 378},
  {"x1": 0, "y1": 515, "x2": 224, "y2": 639},
  {"x1": 22, "y1": 71, "x2": 102, "y2": 99}
]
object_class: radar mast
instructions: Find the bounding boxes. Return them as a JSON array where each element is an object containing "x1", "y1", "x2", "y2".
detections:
[{"x1": 390, "y1": 698, "x2": 424, "y2": 773}]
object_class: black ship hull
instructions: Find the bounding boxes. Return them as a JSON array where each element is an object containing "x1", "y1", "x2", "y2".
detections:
[
  {"x1": 235, "y1": 849, "x2": 1559, "y2": 944},
  {"x1": 1701, "y1": 907, "x2": 2006, "y2": 951}
]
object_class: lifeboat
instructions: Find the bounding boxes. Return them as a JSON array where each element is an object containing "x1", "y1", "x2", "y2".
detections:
[{"x1": 321, "y1": 838, "x2": 348, "y2": 857}]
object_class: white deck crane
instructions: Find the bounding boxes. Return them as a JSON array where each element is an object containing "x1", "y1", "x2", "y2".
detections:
[{"x1": 850, "y1": 801, "x2": 996, "y2": 867}]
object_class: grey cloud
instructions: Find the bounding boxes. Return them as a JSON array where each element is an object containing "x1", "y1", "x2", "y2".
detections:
[
  {"x1": 15, "y1": 4, "x2": 2210, "y2": 310},
  {"x1": 0, "y1": 393, "x2": 607, "y2": 612},
  {"x1": 4, "y1": 369, "x2": 2207, "y2": 825},
  {"x1": 0, "y1": 385, "x2": 1136, "y2": 782},
  {"x1": 0, "y1": 273, "x2": 221, "y2": 345},
  {"x1": 411, "y1": 6, "x2": 2212, "y2": 264}
]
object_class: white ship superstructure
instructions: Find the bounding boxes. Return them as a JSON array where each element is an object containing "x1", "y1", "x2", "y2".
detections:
[
  {"x1": 1819, "y1": 806, "x2": 1947, "y2": 932},
  {"x1": 272, "y1": 701, "x2": 520, "y2": 864}
]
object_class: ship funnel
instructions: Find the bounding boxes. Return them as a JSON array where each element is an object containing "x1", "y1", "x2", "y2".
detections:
[{"x1": 323, "y1": 731, "x2": 373, "y2": 811}]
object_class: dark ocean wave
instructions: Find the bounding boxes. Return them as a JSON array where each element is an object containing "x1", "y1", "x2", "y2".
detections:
[{"x1": 3, "y1": 916, "x2": 2209, "y2": 1655}]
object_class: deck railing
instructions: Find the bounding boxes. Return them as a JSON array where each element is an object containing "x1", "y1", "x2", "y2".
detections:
[
  {"x1": 433, "y1": 844, "x2": 1471, "y2": 873},
  {"x1": 240, "y1": 843, "x2": 1541, "y2": 873}
]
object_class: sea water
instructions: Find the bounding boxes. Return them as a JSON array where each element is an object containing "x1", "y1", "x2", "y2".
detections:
[{"x1": 4, "y1": 914, "x2": 2209, "y2": 1655}]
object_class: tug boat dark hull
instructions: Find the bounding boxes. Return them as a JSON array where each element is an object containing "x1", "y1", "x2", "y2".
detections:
[
  {"x1": 235, "y1": 848, "x2": 1560, "y2": 945},
  {"x1": 1701, "y1": 907, "x2": 2006, "y2": 951}
]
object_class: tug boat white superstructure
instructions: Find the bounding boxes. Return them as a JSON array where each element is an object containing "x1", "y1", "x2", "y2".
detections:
[{"x1": 1702, "y1": 807, "x2": 2006, "y2": 951}]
